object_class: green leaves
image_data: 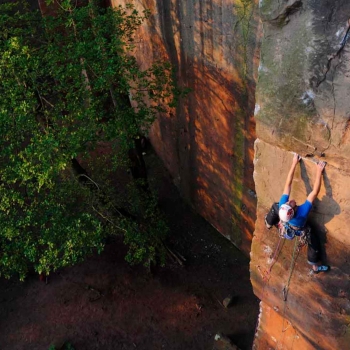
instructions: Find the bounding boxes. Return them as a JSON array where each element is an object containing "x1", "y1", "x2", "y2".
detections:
[{"x1": 0, "y1": 0, "x2": 173, "y2": 279}]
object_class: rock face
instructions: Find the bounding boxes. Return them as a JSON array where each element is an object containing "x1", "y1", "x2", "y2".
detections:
[
  {"x1": 39, "y1": 0, "x2": 350, "y2": 348},
  {"x1": 112, "y1": 0, "x2": 261, "y2": 254},
  {"x1": 256, "y1": 0, "x2": 350, "y2": 165},
  {"x1": 252, "y1": 0, "x2": 350, "y2": 349}
]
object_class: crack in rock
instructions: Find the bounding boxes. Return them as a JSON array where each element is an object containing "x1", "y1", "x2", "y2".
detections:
[
  {"x1": 330, "y1": 59, "x2": 340, "y2": 129},
  {"x1": 339, "y1": 117, "x2": 350, "y2": 147},
  {"x1": 317, "y1": 18, "x2": 350, "y2": 87}
]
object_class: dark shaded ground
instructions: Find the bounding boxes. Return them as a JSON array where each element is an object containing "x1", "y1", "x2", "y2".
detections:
[{"x1": 0, "y1": 150, "x2": 259, "y2": 350}]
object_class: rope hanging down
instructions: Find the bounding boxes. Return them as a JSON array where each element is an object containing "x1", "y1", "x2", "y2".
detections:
[{"x1": 282, "y1": 238, "x2": 299, "y2": 301}]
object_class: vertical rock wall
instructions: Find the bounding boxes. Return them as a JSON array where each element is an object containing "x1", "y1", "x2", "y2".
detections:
[
  {"x1": 111, "y1": 0, "x2": 261, "y2": 254},
  {"x1": 38, "y1": 0, "x2": 350, "y2": 348},
  {"x1": 252, "y1": 0, "x2": 350, "y2": 349}
]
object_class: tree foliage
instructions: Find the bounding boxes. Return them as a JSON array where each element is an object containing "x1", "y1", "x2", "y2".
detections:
[{"x1": 0, "y1": 0, "x2": 173, "y2": 279}]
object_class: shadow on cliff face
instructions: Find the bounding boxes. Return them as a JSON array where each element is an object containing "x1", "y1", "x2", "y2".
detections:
[
  {"x1": 300, "y1": 161, "x2": 341, "y2": 265},
  {"x1": 0, "y1": 147, "x2": 259, "y2": 350},
  {"x1": 150, "y1": 0, "x2": 258, "y2": 253}
]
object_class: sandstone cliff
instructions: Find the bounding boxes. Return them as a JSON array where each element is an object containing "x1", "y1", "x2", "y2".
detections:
[
  {"x1": 252, "y1": 0, "x2": 350, "y2": 349},
  {"x1": 113, "y1": 0, "x2": 261, "y2": 254},
  {"x1": 39, "y1": 0, "x2": 350, "y2": 348},
  {"x1": 112, "y1": 0, "x2": 350, "y2": 349}
]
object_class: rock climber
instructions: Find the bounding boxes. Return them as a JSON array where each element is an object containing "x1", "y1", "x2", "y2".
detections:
[{"x1": 265, "y1": 153, "x2": 330, "y2": 274}]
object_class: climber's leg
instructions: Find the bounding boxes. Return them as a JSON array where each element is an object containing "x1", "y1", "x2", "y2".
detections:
[
  {"x1": 265, "y1": 202, "x2": 280, "y2": 229},
  {"x1": 307, "y1": 231, "x2": 330, "y2": 273}
]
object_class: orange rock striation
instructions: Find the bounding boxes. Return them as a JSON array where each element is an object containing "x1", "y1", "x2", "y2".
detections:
[{"x1": 113, "y1": 0, "x2": 261, "y2": 255}]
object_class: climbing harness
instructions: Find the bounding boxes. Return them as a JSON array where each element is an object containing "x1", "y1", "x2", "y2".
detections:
[{"x1": 278, "y1": 221, "x2": 307, "y2": 241}]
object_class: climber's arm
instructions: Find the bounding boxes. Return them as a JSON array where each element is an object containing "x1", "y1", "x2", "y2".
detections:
[
  {"x1": 282, "y1": 153, "x2": 301, "y2": 195},
  {"x1": 307, "y1": 161, "x2": 326, "y2": 204}
]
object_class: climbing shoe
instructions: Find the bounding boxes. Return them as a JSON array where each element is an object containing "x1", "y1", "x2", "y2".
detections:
[{"x1": 313, "y1": 265, "x2": 330, "y2": 274}]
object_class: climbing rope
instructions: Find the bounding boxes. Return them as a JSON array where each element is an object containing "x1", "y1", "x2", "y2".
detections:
[
  {"x1": 257, "y1": 226, "x2": 307, "y2": 348},
  {"x1": 275, "y1": 235, "x2": 308, "y2": 350},
  {"x1": 282, "y1": 238, "x2": 300, "y2": 301},
  {"x1": 268, "y1": 236, "x2": 284, "y2": 273}
]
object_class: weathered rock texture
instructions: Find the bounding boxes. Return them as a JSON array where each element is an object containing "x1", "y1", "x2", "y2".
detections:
[
  {"x1": 252, "y1": 0, "x2": 350, "y2": 349},
  {"x1": 111, "y1": 0, "x2": 261, "y2": 254},
  {"x1": 38, "y1": 0, "x2": 350, "y2": 348}
]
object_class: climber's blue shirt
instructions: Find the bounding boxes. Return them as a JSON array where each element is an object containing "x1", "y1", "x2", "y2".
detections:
[{"x1": 279, "y1": 194, "x2": 312, "y2": 228}]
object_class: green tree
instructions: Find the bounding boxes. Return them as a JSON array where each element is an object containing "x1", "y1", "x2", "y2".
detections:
[{"x1": 0, "y1": 0, "x2": 173, "y2": 280}]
